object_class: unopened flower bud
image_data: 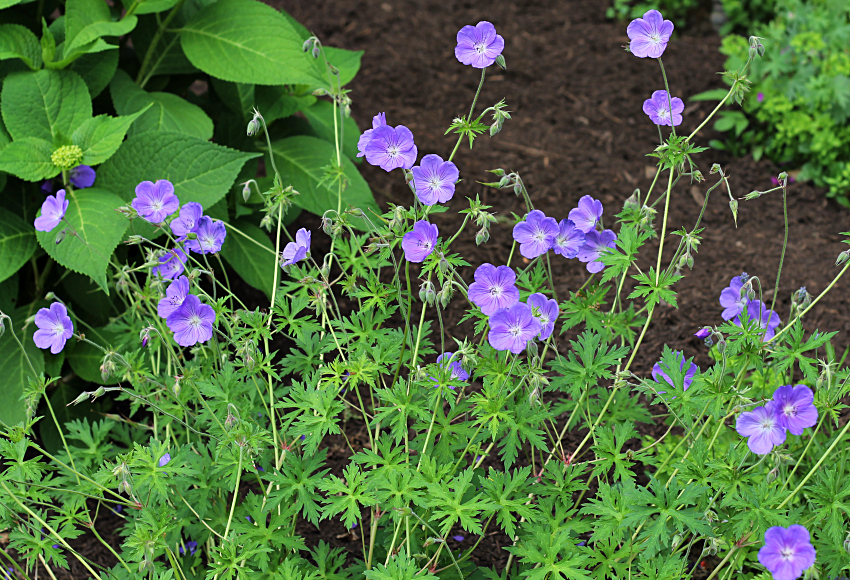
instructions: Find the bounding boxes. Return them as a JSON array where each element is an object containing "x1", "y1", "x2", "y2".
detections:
[
  {"x1": 100, "y1": 353, "x2": 116, "y2": 382},
  {"x1": 490, "y1": 168, "x2": 505, "y2": 177},
  {"x1": 438, "y1": 283, "x2": 453, "y2": 308},
  {"x1": 513, "y1": 183, "x2": 522, "y2": 196},
  {"x1": 498, "y1": 175, "x2": 510, "y2": 188},
  {"x1": 843, "y1": 531, "x2": 850, "y2": 554},
  {"x1": 490, "y1": 122, "x2": 502, "y2": 137},
  {"x1": 242, "y1": 182, "x2": 252, "y2": 203},
  {"x1": 140, "y1": 328, "x2": 151, "y2": 348},
  {"x1": 729, "y1": 199, "x2": 739, "y2": 227},
  {"x1": 710, "y1": 163, "x2": 721, "y2": 175},
  {"x1": 439, "y1": 257, "x2": 449, "y2": 274},
  {"x1": 495, "y1": 54, "x2": 506, "y2": 70},
  {"x1": 694, "y1": 327, "x2": 711, "y2": 340},
  {"x1": 693, "y1": 170, "x2": 704, "y2": 183},
  {"x1": 311, "y1": 46, "x2": 320, "y2": 59},
  {"x1": 717, "y1": 338, "x2": 727, "y2": 354},
  {"x1": 792, "y1": 286, "x2": 812, "y2": 309},
  {"x1": 125, "y1": 235, "x2": 145, "y2": 245},
  {"x1": 302, "y1": 38, "x2": 313, "y2": 52},
  {"x1": 475, "y1": 227, "x2": 489, "y2": 246},
  {"x1": 419, "y1": 281, "x2": 436, "y2": 305},
  {"x1": 671, "y1": 533, "x2": 683, "y2": 550},
  {"x1": 836, "y1": 249, "x2": 850, "y2": 267},
  {"x1": 527, "y1": 339, "x2": 538, "y2": 358},
  {"x1": 246, "y1": 117, "x2": 260, "y2": 136},
  {"x1": 55, "y1": 229, "x2": 67, "y2": 245},
  {"x1": 624, "y1": 189, "x2": 640, "y2": 211},
  {"x1": 0, "y1": 318, "x2": 5, "y2": 339}
]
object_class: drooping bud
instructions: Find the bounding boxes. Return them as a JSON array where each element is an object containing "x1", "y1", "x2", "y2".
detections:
[
  {"x1": 140, "y1": 328, "x2": 151, "y2": 348},
  {"x1": 475, "y1": 227, "x2": 490, "y2": 246},
  {"x1": 512, "y1": 183, "x2": 522, "y2": 196},
  {"x1": 246, "y1": 114, "x2": 261, "y2": 136},
  {"x1": 843, "y1": 531, "x2": 850, "y2": 555},
  {"x1": 311, "y1": 46, "x2": 320, "y2": 59},
  {"x1": 419, "y1": 280, "x2": 436, "y2": 305},
  {"x1": 100, "y1": 352, "x2": 116, "y2": 382},
  {"x1": 439, "y1": 256, "x2": 449, "y2": 274},
  {"x1": 301, "y1": 38, "x2": 313, "y2": 52},
  {"x1": 0, "y1": 318, "x2": 5, "y2": 339},
  {"x1": 729, "y1": 199, "x2": 739, "y2": 227},
  {"x1": 792, "y1": 286, "x2": 812, "y2": 310},
  {"x1": 710, "y1": 163, "x2": 722, "y2": 175},
  {"x1": 55, "y1": 229, "x2": 67, "y2": 245},
  {"x1": 495, "y1": 54, "x2": 506, "y2": 70},
  {"x1": 242, "y1": 182, "x2": 252, "y2": 203},
  {"x1": 623, "y1": 189, "x2": 640, "y2": 211},
  {"x1": 836, "y1": 249, "x2": 850, "y2": 267}
]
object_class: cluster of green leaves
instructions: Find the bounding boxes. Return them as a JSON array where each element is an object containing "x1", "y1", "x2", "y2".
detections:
[
  {"x1": 693, "y1": 0, "x2": 850, "y2": 205},
  {"x1": 606, "y1": 0, "x2": 776, "y2": 35},
  {"x1": 0, "y1": 0, "x2": 377, "y2": 426}
]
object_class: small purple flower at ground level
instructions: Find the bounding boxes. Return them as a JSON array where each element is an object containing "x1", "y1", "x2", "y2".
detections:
[
  {"x1": 757, "y1": 92, "x2": 765, "y2": 102},
  {"x1": 412, "y1": 154, "x2": 459, "y2": 205},
  {"x1": 153, "y1": 248, "x2": 189, "y2": 280},
  {"x1": 159, "y1": 453, "x2": 171, "y2": 467},
  {"x1": 166, "y1": 294, "x2": 215, "y2": 347},
  {"x1": 468, "y1": 263, "x2": 520, "y2": 315},
  {"x1": 33, "y1": 303, "x2": 74, "y2": 354},
  {"x1": 401, "y1": 220, "x2": 438, "y2": 263},
  {"x1": 758, "y1": 525, "x2": 816, "y2": 580},
  {"x1": 694, "y1": 327, "x2": 711, "y2": 340},
  {"x1": 734, "y1": 299, "x2": 781, "y2": 341},
  {"x1": 455, "y1": 21, "x2": 505, "y2": 69},
  {"x1": 568, "y1": 196, "x2": 604, "y2": 234},
  {"x1": 132, "y1": 180, "x2": 179, "y2": 223},
  {"x1": 356, "y1": 112, "x2": 388, "y2": 158},
  {"x1": 179, "y1": 540, "x2": 198, "y2": 556},
  {"x1": 185, "y1": 216, "x2": 226, "y2": 254},
  {"x1": 720, "y1": 274, "x2": 749, "y2": 320},
  {"x1": 736, "y1": 401, "x2": 787, "y2": 455},
  {"x1": 627, "y1": 9, "x2": 674, "y2": 59},
  {"x1": 577, "y1": 229, "x2": 617, "y2": 273},
  {"x1": 436, "y1": 352, "x2": 470, "y2": 382},
  {"x1": 772, "y1": 385, "x2": 818, "y2": 436},
  {"x1": 552, "y1": 219, "x2": 585, "y2": 259},
  {"x1": 643, "y1": 90, "x2": 684, "y2": 127},
  {"x1": 170, "y1": 202, "x2": 204, "y2": 238},
  {"x1": 35, "y1": 189, "x2": 70, "y2": 232},
  {"x1": 281, "y1": 228, "x2": 311, "y2": 267},
  {"x1": 651, "y1": 351, "x2": 697, "y2": 393},
  {"x1": 364, "y1": 125, "x2": 418, "y2": 171},
  {"x1": 488, "y1": 302, "x2": 543, "y2": 354},
  {"x1": 452, "y1": 535, "x2": 465, "y2": 542},
  {"x1": 513, "y1": 210, "x2": 559, "y2": 259},
  {"x1": 527, "y1": 293, "x2": 559, "y2": 340},
  {"x1": 69, "y1": 165, "x2": 96, "y2": 189},
  {"x1": 157, "y1": 276, "x2": 191, "y2": 319}
]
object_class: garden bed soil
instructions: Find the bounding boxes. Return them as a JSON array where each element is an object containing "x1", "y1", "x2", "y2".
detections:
[{"x1": 24, "y1": 0, "x2": 850, "y2": 577}]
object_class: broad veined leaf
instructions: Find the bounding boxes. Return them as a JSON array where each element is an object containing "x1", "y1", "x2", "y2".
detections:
[
  {"x1": 313, "y1": 47, "x2": 362, "y2": 89},
  {"x1": 118, "y1": 0, "x2": 180, "y2": 14},
  {"x1": 0, "y1": 137, "x2": 56, "y2": 181},
  {"x1": 220, "y1": 219, "x2": 276, "y2": 299},
  {"x1": 0, "y1": 211, "x2": 37, "y2": 284},
  {"x1": 111, "y1": 71, "x2": 213, "y2": 140},
  {"x1": 0, "y1": 306, "x2": 44, "y2": 427},
  {"x1": 34, "y1": 187, "x2": 129, "y2": 294},
  {"x1": 72, "y1": 109, "x2": 147, "y2": 166},
  {"x1": 0, "y1": 24, "x2": 43, "y2": 70},
  {"x1": 0, "y1": 0, "x2": 37, "y2": 8},
  {"x1": 301, "y1": 99, "x2": 361, "y2": 160},
  {"x1": 211, "y1": 78, "x2": 255, "y2": 120},
  {"x1": 64, "y1": 0, "x2": 138, "y2": 56},
  {"x1": 180, "y1": 0, "x2": 318, "y2": 86},
  {"x1": 97, "y1": 131, "x2": 260, "y2": 207},
  {"x1": 268, "y1": 136, "x2": 377, "y2": 228},
  {"x1": 254, "y1": 87, "x2": 315, "y2": 124},
  {"x1": 1, "y1": 69, "x2": 92, "y2": 143},
  {"x1": 71, "y1": 47, "x2": 119, "y2": 98}
]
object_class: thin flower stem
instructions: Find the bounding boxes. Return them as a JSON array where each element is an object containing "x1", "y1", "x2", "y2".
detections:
[
  {"x1": 135, "y1": 0, "x2": 188, "y2": 85},
  {"x1": 657, "y1": 58, "x2": 676, "y2": 138},
  {"x1": 222, "y1": 447, "x2": 243, "y2": 540},
  {"x1": 779, "y1": 413, "x2": 825, "y2": 493},
  {"x1": 770, "y1": 186, "x2": 788, "y2": 314},
  {"x1": 655, "y1": 168, "x2": 675, "y2": 284}
]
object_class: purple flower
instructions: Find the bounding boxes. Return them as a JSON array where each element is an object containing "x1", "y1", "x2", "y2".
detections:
[
  {"x1": 34, "y1": 189, "x2": 69, "y2": 232},
  {"x1": 179, "y1": 540, "x2": 198, "y2": 556},
  {"x1": 513, "y1": 210, "x2": 559, "y2": 259},
  {"x1": 281, "y1": 228, "x2": 311, "y2": 267},
  {"x1": 170, "y1": 202, "x2": 204, "y2": 239},
  {"x1": 734, "y1": 299, "x2": 781, "y2": 341},
  {"x1": 153, "y1": 248, "x2": 188, "y2": 280},
  {"x1": 69, "y1": 165, "x2": 96, "y2": 189},
  {"x1": 527, "y1": 293, "x2": 559, "y2": 340},
  {"x1": 364, "y1": 125, "x2": 417, "y2": 171},
  {"x1": 651, "y1": 351, "x2": 697, "y2": 393},
  {"x1": 166, "y1": 294, "x2": 215, "y2": 347},
  {"x1": 694, "y1": 327, "x2": 711, "y2": 340},
  {"x1": 157, "y1": 276, "x2": 191, "y2": 319},
  {"x1": 627, "y1": 10, "x2": 674, "y2": 59},
  {"x1": 435, "y1": 352, "x2": 469, "y2": 382},
  {"x1": 736, "y1": 401, "x2": 786, "y2": 455},
  {"x1": 553, "y1": 219, "x2": 585, "y2": 259},
  {"x1": 577, "y1": 229, "x2": 617, "y2": 273},
  {"x1": 401, "y1": 220, "x2": 438, "y2": 263},
  {"x1": 720, "y1": 274, "x2": 749, "y2": 320},
  {"x1": 757, "y1": 92, "x2": 765, "y2": 103},
  {"x1": 33, "y1": 302, "x2": 74, "y2": 354},
  {"x1": 356, "y1": 112, "x2": 388, "y2": 158},
  {"x1": 568, "y1": 196, "x2": 604, "y2": 234},
  {"x1": 643, "y1": 90, "x2": 684, "y2": 127},
  {"x1": 185, "y1": 216, "x2": 226, "y2": 254},
  {"x1": 41, "y1": 180, "x2": 54, "y2": 194},
  {"x1": 159, "y1": 453, "x2": 171, "y2": 467},
  {"x1": 468, "y1": 263, "x2": 520, "y2": 315},
  {"x1": 452, "y1": 535, "x2": 465, "y2": 542},
  {"x1": 772, "y1": 385, "x2": 817, "y2": 436},
  {"x1": 488, "y1": 302, "x2": 543, "y2": 354},
  {"x1": 455, "y1": 21, "x2": 505, "y2": 69},
  {"x1": 758, "y1": 525, "x2": 816, "y2": 580},
  {"x1": 132, "y1": 180, "x2": 179, "y2": 224},
  {"x1": 412, "y1": 154, "x2": 459, "y2": 206}
]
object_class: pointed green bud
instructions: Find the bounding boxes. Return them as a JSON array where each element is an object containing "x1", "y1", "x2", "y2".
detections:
[
  {"x1": 729, "y1": 199, "x2": 738, "y2": 227},
  {"x1": 495, "y1": 54, "x2": 506, "y2": 70}
]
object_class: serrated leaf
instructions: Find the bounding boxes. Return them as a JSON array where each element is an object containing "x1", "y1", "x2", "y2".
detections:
[
  {"x1": 0, "y1": 212, "x2": 37, "y2": 284},
  {"x1": 64, "y1": 0, "x2": 138, "y2": 55},
  {"x1": 70, "y1": 48, "x2": 118, "y2": 98},
  {"x1": 0, "y1": 137, "x2": 56, "y2": 181},
  {"x1": 219, "y1": 220, "x2": 276, "y2": 299},
  {"x1": 34, "y1": 188, "x2": 129, "y2": 293},
  {"x1": 180, "y1": 0, "x2": 317, "y2": 86},
  {"x1": 97, "y1": 131, "x2": 260, "y2": 208},
  {"x1": 1, "y1": 69, "x2": 92, "y2": 143},
  {"x1": 0, "y1": 24, "x2": 43, "y2": 70},
  {"x1": 0, "y1": 307, "x2": 44, "y2": 427},
  {"x1": 211, "y1": 78, "x2": 255, "y2": 121},
  {"x1": 302, "y1": 100, "x2": 361, "y2": 161},
  {"x1": 71, "y1": 109, "x2": 147, "y2": 166},
  {"x1": 268, "y1": 135, "x2": 377, "y2": 228}
]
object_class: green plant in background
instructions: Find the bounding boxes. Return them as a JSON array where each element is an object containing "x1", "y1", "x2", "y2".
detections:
[
  {"x1": 693, "y1": 0, "x2": 850, "y2": 205},
  {"x1": 607, "y1": 0, "x2": 776, "y2": 35},
  {"x1": 607, "y1": 0, "x2": 706, "y2": 29},
  {"x1": 0, "y1": 0, "x2": 374, "y2": 425}
]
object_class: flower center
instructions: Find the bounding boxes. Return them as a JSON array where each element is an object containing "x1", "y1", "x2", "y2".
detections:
[
  {"x1": 418, "y1": 240, "x2": 432, "y2": 249},
  {"x1": 151, "y1": 200, "x2": 164, "y2": 213},
  {"x1": 51, "y1": 321, "x2": 66, "y2": 336},
  {"x1": 758, "y1": 416, "x2": 775, "y2": 431},
  {"x1": 539, "y1": 315, "x2": 550, "y2": 325},
  {"x1": 428, "y1": 176, "x2": 441, "y2": 189},
  {"x1": 658, "y1": 107, "x2": 669, "y2": 118},
  {"x1": 189, "y1": 314, "x2": 203, "y2": 329},
  {"x1": 387, "y1": 145, "x2": 400, "y2": 158},
  {"x1": 533, "y1": 229, "x2": 548, "y2": 242},
  {"x1": 474, "y1": 42, "x2": 486, "y2": 54},
  {"x1": 509, "y1": 323, "x2": 522, "y2": 337},
  {"x1": 650, "y1": 32, "x2": 662, "y2": 44},
  {"x1": 783, "y1": 404, "x2": 798, "y2": 418},
  {"x1": 202, "y1": 235, "x2": 215, "y2": 248},
  {"x1": 779, "y1": 546, "x2": 794, "y2": 561},
  {"x1": 489, "y1": 285, "x2": 502, "y2": 297},
  {"x1": 170, "y1": 295, "x2": 182, "y2": 306}
]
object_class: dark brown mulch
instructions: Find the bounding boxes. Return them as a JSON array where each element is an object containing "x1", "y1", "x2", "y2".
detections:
[{"x1": 24, "y1": 0, "x2": 850, "y2": 577}]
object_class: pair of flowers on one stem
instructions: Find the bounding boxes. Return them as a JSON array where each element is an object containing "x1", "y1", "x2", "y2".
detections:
[
  {"x1": 735, "y1": 384, "x2": 818, "y2": 455},
  {"x1": 719, "y1": 273, "x2": 781, "y2": 340},
  {"x1": 512, "y1": 196, "x2": 617, "y2": 273},
  {"x1": 157, "y1": 276, "x2": 216, "y2": 347}
]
